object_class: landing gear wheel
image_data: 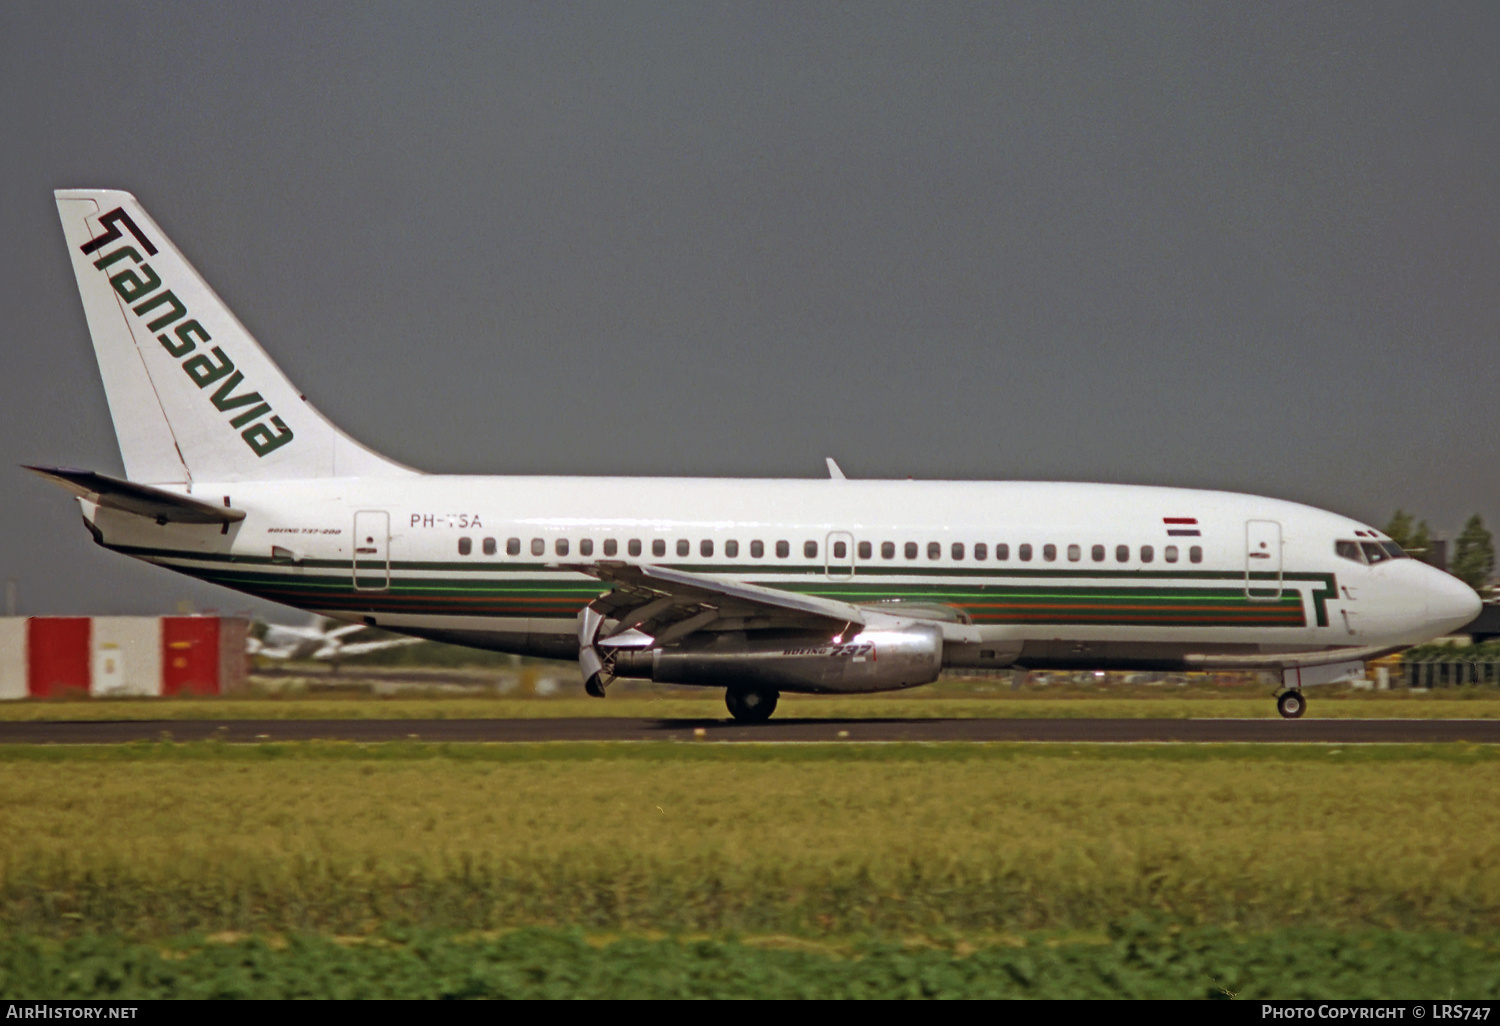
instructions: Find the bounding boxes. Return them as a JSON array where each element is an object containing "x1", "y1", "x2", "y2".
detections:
[
  {"x1": 1277, "y1": 689, "x2": 1306, "y2": 719},
  {"x1": 725, "y1": 687, "x2": 779, "y2": 723}
]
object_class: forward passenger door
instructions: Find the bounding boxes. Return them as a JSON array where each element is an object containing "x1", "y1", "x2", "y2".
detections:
[{"x1": 1245, "y1": 520, "x2": 1282, "y2": 601}]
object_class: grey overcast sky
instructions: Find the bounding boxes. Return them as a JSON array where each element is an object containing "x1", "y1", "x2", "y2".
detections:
[{"x1": 2, "y1": 2, "x2": 1497, "y2": 618}]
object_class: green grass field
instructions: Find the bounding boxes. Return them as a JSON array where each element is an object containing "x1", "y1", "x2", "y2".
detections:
[
  {"x1": 6, "y1": 925, "x2": 1499, "y2": 999},
  {"x1": 2, "y1": 742, "x2": 1497, "y2": 936},
  {"x1": 2, "y1": 741, "x2": 1498, "y2": 997}
]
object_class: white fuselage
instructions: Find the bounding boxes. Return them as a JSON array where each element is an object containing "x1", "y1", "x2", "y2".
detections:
[
  {"x1": 50, "y1": 189, "x2": 1481, "y2": 703},
  {"x1": 83, "y1": 475, "x2": 1479, "y2": 687}
]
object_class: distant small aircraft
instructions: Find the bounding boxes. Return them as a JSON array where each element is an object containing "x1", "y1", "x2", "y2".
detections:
[
  {"x1": 31, "y1": 189, "x2": 1481, "y2": 721},
  {"x1": 248, "y1": 615, "x2": 422, "y2": 662}
]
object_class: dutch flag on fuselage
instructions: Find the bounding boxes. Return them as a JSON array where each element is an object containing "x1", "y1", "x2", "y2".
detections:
[{"x1": 1164, "y1": 517, "x2": 1201, "y2": 537}]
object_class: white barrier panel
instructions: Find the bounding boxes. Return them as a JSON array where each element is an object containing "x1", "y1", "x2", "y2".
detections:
[
  {"x1": 91, "y1": 617, "x2": 163, "y2": 697},
  {"x1": 0, "y1": 618, "x2": 25, "y2": 700}
]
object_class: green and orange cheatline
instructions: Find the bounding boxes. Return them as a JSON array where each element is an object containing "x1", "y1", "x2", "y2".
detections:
[{"x1": 112, "y1": 543, "x2": 1334, "y2": 630}]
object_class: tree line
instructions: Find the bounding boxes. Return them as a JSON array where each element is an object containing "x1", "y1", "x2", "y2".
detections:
[{"x1": 1384, "y1": 510, "x2": 1495, "y2": 597}]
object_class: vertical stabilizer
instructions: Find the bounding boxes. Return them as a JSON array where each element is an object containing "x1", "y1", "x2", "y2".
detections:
[{"x1": 55, "y1": 189, "x2": 416, "y2": 483}]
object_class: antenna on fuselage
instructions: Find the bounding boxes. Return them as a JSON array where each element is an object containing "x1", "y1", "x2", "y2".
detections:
[{"x1": 825, "y1": 457, "x2": 847, "y2": 480}]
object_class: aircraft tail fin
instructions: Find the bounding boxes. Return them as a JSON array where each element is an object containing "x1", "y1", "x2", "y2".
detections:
[{"x1": 54, "y1": 189, "x2": 417, "y2": 484}]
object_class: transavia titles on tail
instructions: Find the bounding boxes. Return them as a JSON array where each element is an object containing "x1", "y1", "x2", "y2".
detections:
[{"x1": 30, "y1": 190, "x2": 1480, "y2": 721}]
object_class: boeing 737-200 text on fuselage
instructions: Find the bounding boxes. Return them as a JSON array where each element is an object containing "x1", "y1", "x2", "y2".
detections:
[{"x1": 31, "y1": 190, "x2": 1480, "y2": 720}]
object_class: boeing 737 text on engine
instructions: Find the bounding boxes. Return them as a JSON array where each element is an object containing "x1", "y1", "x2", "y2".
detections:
[{"x1": 31, "y1": 190, "x2": 1480, "y2": 721}]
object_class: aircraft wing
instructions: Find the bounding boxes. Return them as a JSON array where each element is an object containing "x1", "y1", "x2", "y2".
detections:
[
  {"x1": 573, "y1": 558, "x2": 870, "y2": 645},
  {"x1": 575, "y1": 561, "x2": 864, "y2": 646},
  {"x1": 332, "y1": 637, "x2": 425, "y2": 657},
  {"x1": 25, "y1": 465, "x2": 245, "y2": 526}
]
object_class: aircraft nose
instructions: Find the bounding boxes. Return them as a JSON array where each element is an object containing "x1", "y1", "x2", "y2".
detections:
[{"x1": 1425, "y1": 570, "x2": 1482, "y2": 635}]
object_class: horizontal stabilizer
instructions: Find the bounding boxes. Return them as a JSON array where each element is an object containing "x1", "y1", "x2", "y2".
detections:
[{"x1": 24, "y1": 465, "x2": 245, "y2": 525}]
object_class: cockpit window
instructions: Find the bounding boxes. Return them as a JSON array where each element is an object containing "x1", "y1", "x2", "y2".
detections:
[
  {"x1": 1335, "y1": 540, "x2": 1363, "y2": 563},
  {"x1": 1381, "y1": 541, "x2": 1408, "y2": 560},
  {"x1": 1361, "y1": 541, "x2": 1390, "y2": 564}
]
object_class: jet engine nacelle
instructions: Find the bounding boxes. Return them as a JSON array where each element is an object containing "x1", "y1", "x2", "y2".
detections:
[{"x1": 610, "y1": 624, "x2": 944, "y2": 694}]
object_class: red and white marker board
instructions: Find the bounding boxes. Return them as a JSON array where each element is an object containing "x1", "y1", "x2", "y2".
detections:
[{"x1": 0, "y1": 617, "x2": 248, "y2": 698}]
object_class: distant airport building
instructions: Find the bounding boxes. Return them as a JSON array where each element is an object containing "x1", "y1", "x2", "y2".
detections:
[
  {"x1": 1464, "y1": 603, "x2": 1500, "y2": 643},
  {"x1": 0, "y1": 617, "x2": 248, "y2": 699}
]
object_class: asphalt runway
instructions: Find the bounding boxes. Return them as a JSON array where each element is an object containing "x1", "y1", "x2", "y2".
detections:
[{"x1": 0, "y1": 717, "x2": 1498, "y2": 744}]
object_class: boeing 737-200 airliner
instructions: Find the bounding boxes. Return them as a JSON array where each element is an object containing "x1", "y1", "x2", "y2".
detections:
[{"x1": 31, "y1": 190, "x2": 1480, "y2": 720}]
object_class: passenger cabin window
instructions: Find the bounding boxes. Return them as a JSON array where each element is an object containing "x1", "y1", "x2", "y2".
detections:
[
  {"x1": 882, "y1": 542, "x2": 896, "y2": 559},
  {"x1": 1092, "y1": 544, "x2": 1105, "y2": 562},
  {"x1": 905, "y1": 542, "x2": 919, "y2": 560},
  {"x1": 1361, "y1": 542, "x2": 1390, "y2": 564},
  {"x1": 974, "y1": 542, "x2": 988, "y2": 560},
  {"x1": 952, "y1": 542, "x2": 964, "y2": 560},
  {"x1": 1067, "y1": 544, "x2": 1081, "y2": 562},
  {"x1": 458, "y1": 537, "x2": 472, "y2": 555},
  {"x1": 1116, "y1": 545, "x2": 1129, "y2": 563},
  {"x1": 531, "y1": 538, "x2": 545, "y2": 556},
  {"x1": 1043, "y1": 544, "x2": 1057, "y2": 562},
  {"x1": 776, "y1": 540, "x2": 790, "y2": 558},
  {"x1": 1141, "y1": 545, "x2": 1154, "y2": 563},
  {"x1": 1336, "y1": 540, "x2": 1363, "y2": 563},
  {"x1": 653, "y1": 539, "x2": 666, "y2": 557},
  {"x1": 927, "y1": 542, "x2": 941, "y2": 560},
  {"x1": 628, "y1": 539, "x2": 642, "y2": 557},
  {"x1": 482, "y1": 537, "x2": 496, "y2": 556},
  {"x1": 858, "y1": 541, "x2": 872, "y2": 560},
  {"x1": 555, "y1": 538, "x2": 569, "y2": 557},
  {"x1": 1018, "y1": 543, "x2": 1032, "y2": 561},
  {"x1": 1165, "y1": 545, "x2": 1179, "y2": 563},
  {"x1": 1189, "y1": 546, "x2": 1203, "y2": 564},
  {"x1": 805, "y1": 541, "x2": 818, "y2": 559},
  {"x1": 604, "y1": 539, "x2": 618, "y2": 557},
  {"x1": 701, "y1": 539, "x2": 714, "y2": 557},
  {"x1": 833, "y1": 540, "x2": 847, "y2": 559},
  {"x1": 996, "y1": 543, "x2": 1010, "y2": 560},
  {"x1": 579, "y1": 538, "x2": 593, "y2": 557},
  {"x1": 726, "y1": 540, "x2": 739, "y2": 558},
  {"x1": 507, "y1": 537, "x2": 521, "y2": 556},
  {"x1": 676, "y1": 539, "x2": 690, "y2": 557},
  {"x1": 751, "y1": 540, "x2": 765, "y2": 558}
]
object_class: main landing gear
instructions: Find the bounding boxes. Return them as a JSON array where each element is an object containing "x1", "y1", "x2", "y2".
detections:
[
  {"x1": 582, "y1": 649, "x2": 616, "y2": 698},
  {"x1": 1276, "y1": 689, "x2": 1307, "y2": 719},
  {"x1": 725, "y1": 686, "x2": 779, "y2": 723}
]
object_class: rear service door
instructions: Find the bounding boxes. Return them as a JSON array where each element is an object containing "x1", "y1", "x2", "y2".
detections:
[
  {"x1": 353, "y1": 510, "x2": 391, "y2": 591},
  {"x1": 825, "y1": 531, "x2": 855, "y2": 580},
  {"x1": 1245, "y1": 520, "x2": 1282, "y2": 600}
]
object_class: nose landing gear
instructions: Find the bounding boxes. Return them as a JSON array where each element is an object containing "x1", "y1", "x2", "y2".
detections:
[
  {"x1": 1276, "y1": 689, "x2": 1306, "y2": 719},
  {"x1": 725, "y1": 686, "x2": 779, "y2": 723}
]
